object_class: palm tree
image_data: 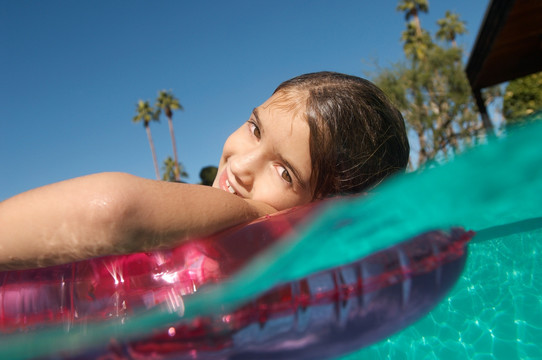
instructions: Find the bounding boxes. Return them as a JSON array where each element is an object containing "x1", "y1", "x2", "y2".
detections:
[
  {"x1": 156, "y1": 90, "x2": 183, "y2": 181},
  {"x1": 162, "y1": 156, "x2": 188, "y2": 182},
  {"x1": 132, "y1": 100, "x2": 160, "y2": 180},
  {"x1": 436, "y1": 11, "x2": 467, "y2": 48},
  {"x1": 401, "y1": 22, "x2": 432, "y2": 62},
  {"x1": 396, "y1": 0, "x2": 429, "y2": 36}
]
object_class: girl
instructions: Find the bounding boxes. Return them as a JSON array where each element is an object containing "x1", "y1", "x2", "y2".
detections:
[{"x1": 0, "y1": 72, "x2": 409, "y2": 270}]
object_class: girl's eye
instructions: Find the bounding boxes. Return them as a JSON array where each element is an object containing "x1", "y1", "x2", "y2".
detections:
[
  {"x1": 278, "y1": 166, "x2": 292, "y2": 184},
  {"x1": 249, "y1": 121, "x2": 261, "y2": 139}
]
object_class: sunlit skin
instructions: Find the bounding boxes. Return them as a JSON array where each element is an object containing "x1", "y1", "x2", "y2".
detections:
[
  {"x1": 213, "y1": 92, "x2": 314, "y2": 211},
  {"x1": 0, "y1": 72, "x2": 411, "y2": 271},
  {"x1": 0, "y1": 91, "x2": 315, "y2": 270}
]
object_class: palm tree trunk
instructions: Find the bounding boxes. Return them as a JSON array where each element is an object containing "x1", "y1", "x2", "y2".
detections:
[
  {"x1": 167, "y1": 116, "x2": 181, "y2": 181},
  {"x1": 145, "y1": 125, "x2": 160, "y2": 180}
]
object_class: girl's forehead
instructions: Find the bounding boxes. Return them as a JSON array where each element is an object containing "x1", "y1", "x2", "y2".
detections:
[
  {"x1": 261, "y1": 90, "x2": 309, "y2": 118},
  {"x1": 254, "y1": 91, "x2": 314, "y2": 192}
]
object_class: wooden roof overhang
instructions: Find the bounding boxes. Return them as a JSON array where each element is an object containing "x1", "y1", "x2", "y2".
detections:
[{"x1": 465, "y1": 0, "x2": 542, "y2": 128}]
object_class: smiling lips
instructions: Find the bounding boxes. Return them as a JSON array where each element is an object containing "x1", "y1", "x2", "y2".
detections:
[
  {"x1": 219, "y1": 169, "x2": 239, "y2": 196},
  {"x1": 225, "y1": 179, "x2": 236, "y2": 195}
]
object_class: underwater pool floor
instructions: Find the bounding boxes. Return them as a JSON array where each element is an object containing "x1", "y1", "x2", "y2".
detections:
[{"x1": 343, "y1": 229, "x2": 542, "y2": 360}]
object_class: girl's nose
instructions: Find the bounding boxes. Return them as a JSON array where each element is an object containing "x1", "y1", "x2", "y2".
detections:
[{"x1": 229, "y1": 150, "x2": 261, "y2": 192}]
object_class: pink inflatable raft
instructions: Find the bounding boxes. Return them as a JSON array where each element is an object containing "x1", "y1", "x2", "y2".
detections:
[{"x1": 0, "y1": 201, "x2": 473, "y2": 359}]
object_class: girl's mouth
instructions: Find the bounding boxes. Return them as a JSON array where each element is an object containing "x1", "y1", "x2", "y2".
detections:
[
  {"x1": 218, "y1": 169, "x2": 239, "y2": 196},
  {"x1": 225, "y1": 179, "x2": 237, "y2": 195}
]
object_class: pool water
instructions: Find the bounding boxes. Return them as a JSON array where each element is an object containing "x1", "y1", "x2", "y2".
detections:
[
  {"x1": 342, "y1": 229, "x2": 542, "y2": 359},
  {"x1": 223, "y1": 119, "x2": 542, "y2": 359}
]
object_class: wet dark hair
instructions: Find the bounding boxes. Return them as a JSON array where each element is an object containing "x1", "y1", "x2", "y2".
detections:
[{"x1": 274, "y1": 71, "x2": 410, "y2": 198}]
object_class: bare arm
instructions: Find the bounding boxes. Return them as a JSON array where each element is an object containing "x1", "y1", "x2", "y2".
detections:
[{"x1": 0, "y1": 172, "x2": 276, "y2": 270}]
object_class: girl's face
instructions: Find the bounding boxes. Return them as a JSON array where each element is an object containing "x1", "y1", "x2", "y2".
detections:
[{"x1": 213, "y1": 92, "x2": 314, "y2": 211}]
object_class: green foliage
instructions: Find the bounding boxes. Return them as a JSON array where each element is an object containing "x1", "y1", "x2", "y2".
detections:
[
  {"x1": 396, "y1": 0, "x2": 428, "y2": 22},
  {"x1": 503, "y1": 72, "x2": 542, "y2": 123},
  {"x1": 436, "y1": 11, "x2": 467, "y2": 46},
  {"x1": 401, "y1": 22, "x2": 433, "y2": 62},
  {"x1": 162, "y1": 156, "x2": 188, "y2": 182},
  {"x1": 199, "y1": 166, "x2": 218, "y2": 186},
  {"x1": 132, "y1": 100, "x2": 159, "y2": 127},
  {"x1": 155, "y1": 90, "x2": 183, "y2": 119},
  {"x1": 373, "y1": 2, "x2": 489, "y2": 167}
]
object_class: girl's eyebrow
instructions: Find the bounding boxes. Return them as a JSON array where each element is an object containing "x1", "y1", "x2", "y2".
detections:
[{"x1": 252, "y1": 108, "x2": 307, "y2": 190}]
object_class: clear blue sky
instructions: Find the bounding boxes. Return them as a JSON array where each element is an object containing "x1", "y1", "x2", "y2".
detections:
[{"x1": 0, "y1": 1, "x2": 489, "y2": 200}]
